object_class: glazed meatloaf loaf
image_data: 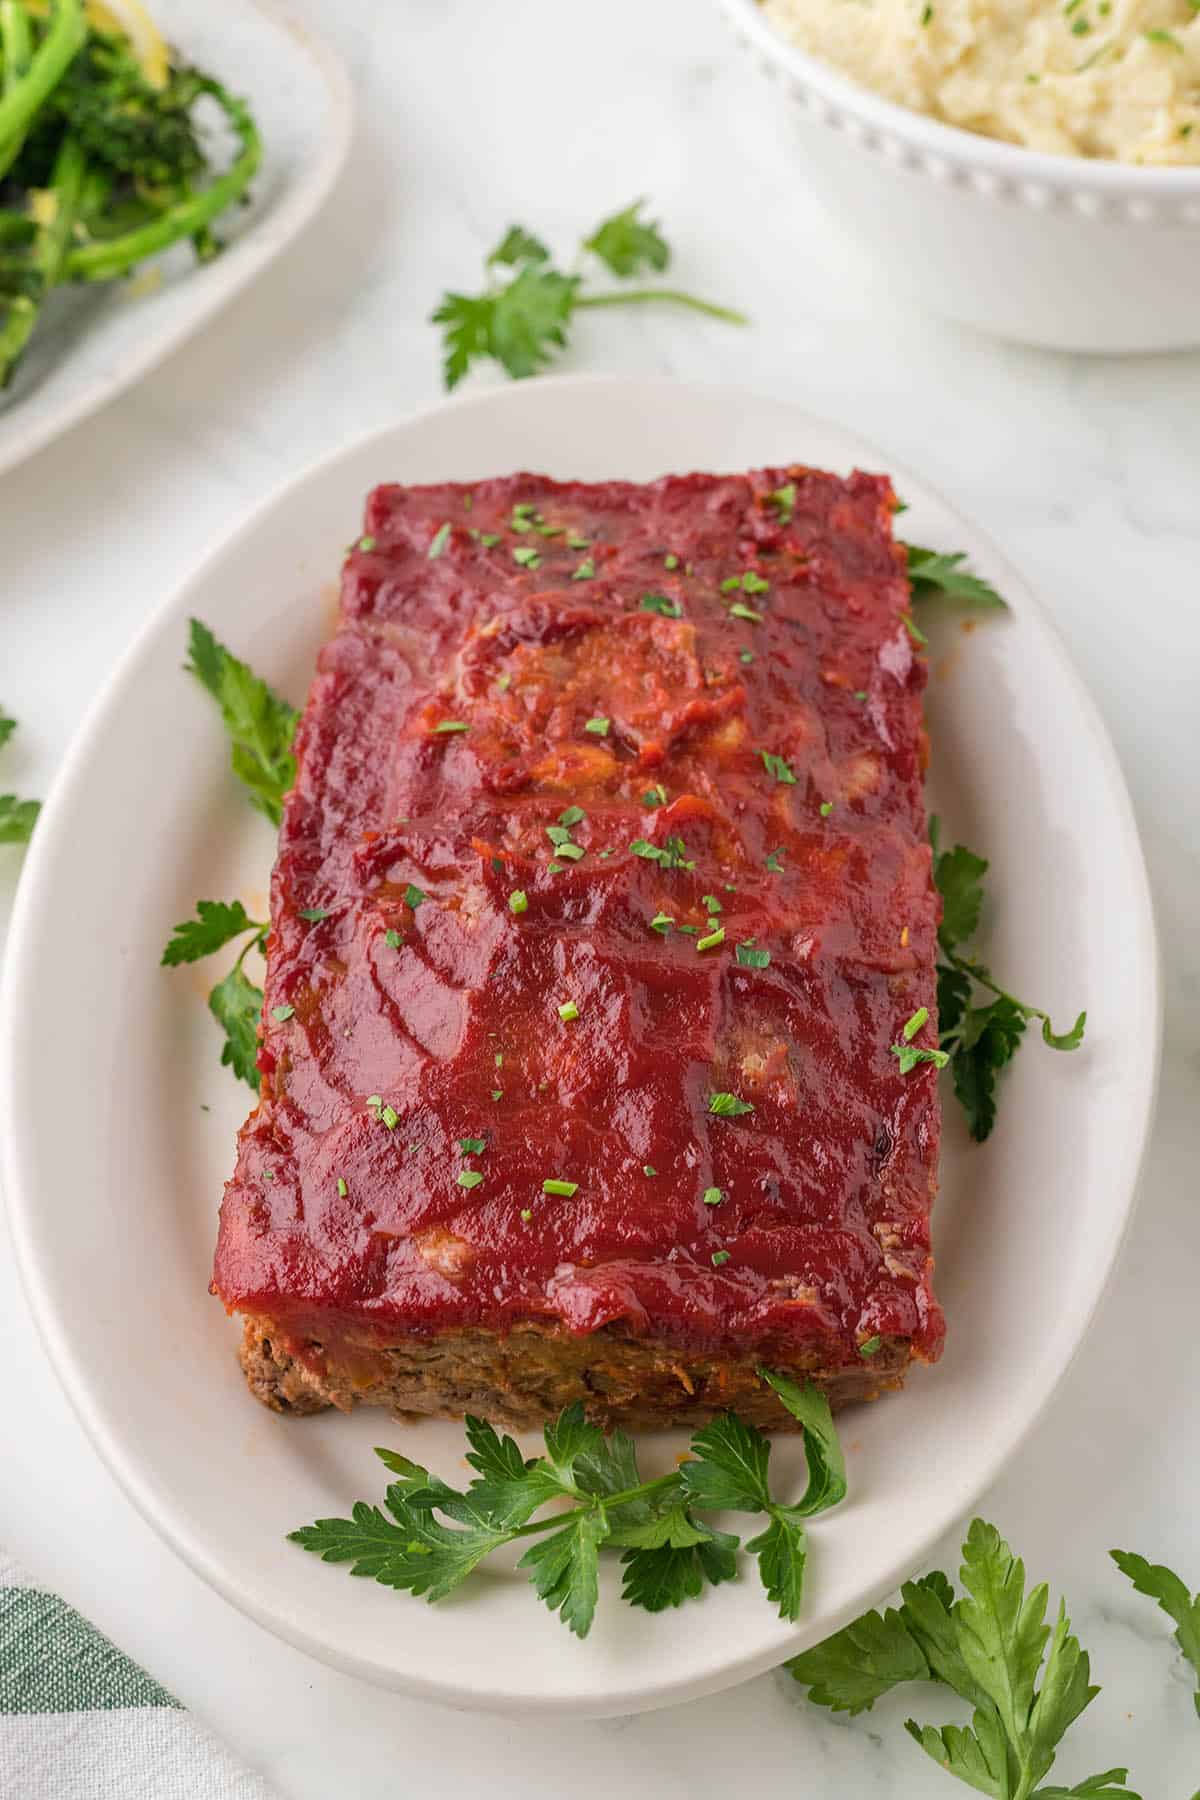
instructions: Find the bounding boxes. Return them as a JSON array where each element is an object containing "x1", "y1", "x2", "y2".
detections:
[{"x1": 212, "y1": 465, "x2": 945, "y2": 1431}]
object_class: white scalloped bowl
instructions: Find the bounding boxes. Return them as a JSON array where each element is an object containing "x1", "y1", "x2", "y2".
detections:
[{"x1": 716, "y1": 0, "x2": 1200, "y2": 351}]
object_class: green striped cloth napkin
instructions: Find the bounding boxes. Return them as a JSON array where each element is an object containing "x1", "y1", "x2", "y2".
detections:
[{"x1": 1, "y1": 1549, "x2": 278, "y2": 1798}]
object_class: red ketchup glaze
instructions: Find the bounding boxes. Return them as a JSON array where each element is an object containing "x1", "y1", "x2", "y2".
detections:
[{"x1": 212, "y1": 468, "x2": 945, "y2": 1367}]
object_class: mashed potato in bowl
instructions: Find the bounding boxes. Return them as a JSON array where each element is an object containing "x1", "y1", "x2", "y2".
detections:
[{"x1": 761, "y1": 0, "x2": 1200, "y2": 162}]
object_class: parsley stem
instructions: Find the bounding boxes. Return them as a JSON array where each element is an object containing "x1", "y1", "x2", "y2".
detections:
[
  {"x1": 574, "y1": 289, "x2": 748, "y2": 326},
  {"x1": 232, "y1": 922, "x2": 268, "y2": 972},
  {"x1": 501, "y1": 1472, "x2": 682, "y2": 1542},
  {"x1": 946, "y1": 950, "x2": 1045, "y2": 1026}
]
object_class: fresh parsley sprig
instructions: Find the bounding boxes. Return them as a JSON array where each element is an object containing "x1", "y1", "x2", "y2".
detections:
[
  {"x1": 165, "y1": 621, "x2": 301, "y2": 1088},
  {"x1": 0, "y1": 708, "x2": 40, "y2": 846},
  {"x1": 931, "y1": 819, "x2": 1086, "y2": 1143},
  {"x1": 290, "y1": 1370, "x2": 845, "y2": 1640},
  {"x1": 431, "y1": 199, "x2": 746, "y2": 390},
  {"x1": 186, "y1": 619, "x2": 298, "y2": 826},
  {"x1": 905, "y1": 543, "x2": 1008, "y2": 611},
  {"x1": 161, "y1": 898, "x2": 267, "y2": 1090},
  {"x1": 1111, "y1": 1550, "x2": 1200, "y2": 1719},
  {"x1": 790, "y1": 1518, "x2": 1141, "y2": 1800}
]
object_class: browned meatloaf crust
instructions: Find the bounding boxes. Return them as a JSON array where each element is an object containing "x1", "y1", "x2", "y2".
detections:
[
  {"x1": 214, "y1": 467, "x2": 945, "y2": 1430},
  {"x1": 239, "y1": 1318, "x2": 911, "y2": 1430}
]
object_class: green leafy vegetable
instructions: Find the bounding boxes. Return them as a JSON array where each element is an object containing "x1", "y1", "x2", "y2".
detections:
[
  {"x1": 790, "y1": 1519, "x2": 1140, "y2": 1800},
  {"x1": 892, "y1": 1041, "x2": 951, "y2": 1075},
  {"x1": 161, "y1": 895, "x2": 267, "y2": 1087},
  {"x1": 0, "y1": 708, "x2": 39, "y2": 844},
  {"x1": 431, "y1": 200, "x2": 744, "y2": 389},
  {"x1": 629, "y1": 833, "x2": 694, "y2": 871},
  {"x1": 760, "y1": 750, "x2": 796, "y2": 786},
  {"x1": 931, "y1": 818, "x2": 1086, "y2": 1141},
  {"x1": 583, "y1": 198, "x2": 669, "y2": 277},
  {"x1": 0, "y1": 4, "x2": 263, "y2": 389},
  {"x1": 207, "y1": 961, "x2": 263, "y2": 1091},
  {"x1": 1111, "y1": 1550, "x2": 1200, "y2": 1718},
  {"x1": 904, "y1": 545, "x2": 1008, "y2": 612},
  {"x1": 0, "y1": 793, "x2": 37, "y2": 843},
  {"x1": 186, "y1": 620, "x2": 298, "y2": 827},
  {"x1": 291, "y1": 1378, "x2": 845, "y2": 1638},
  {"x1": 708, "y1": 1091, "x2": 754, "y2": 1118},
  {"x1": 160, "y1": 898, "x2": 264, "y2": 966},
  {"x1": 487, "y1": 224, "x2": 549, "y2": 268},
  {"x1": 769, "y1": 483, "x2": 796, "y2": 524}
]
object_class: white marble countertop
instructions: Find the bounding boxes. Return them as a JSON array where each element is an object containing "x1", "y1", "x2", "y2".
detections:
[{"x1": 2, "y1": 0, "x2": 1198, "y2": 1793}]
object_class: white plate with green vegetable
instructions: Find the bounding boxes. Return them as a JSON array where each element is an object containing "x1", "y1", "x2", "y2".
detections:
[
  {"x1": 0, "y1": 0, "x2": 349, "y2": 475},
  {"x1": 0, "y1": 376, "x2": 1160, "y2": 1717}
]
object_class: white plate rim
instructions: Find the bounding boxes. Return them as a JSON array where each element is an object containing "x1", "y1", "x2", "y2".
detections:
[
  {"x1": 0, "y1": 375, "x2": 1163, "y2": 1715},
  {"x1": 0, "y1": 0, "x2": 353, "y2": 479}
]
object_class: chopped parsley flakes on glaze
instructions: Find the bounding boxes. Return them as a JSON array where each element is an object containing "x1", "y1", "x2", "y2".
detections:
[
  {"x1": 769, "y1": 482, "x2": 795, "y2": 523},
  {"x1": 709, "y1": 1091, "x2": 754, "y2": 1118},
  {"x1": 902, "y1": 1006, "x2": 930, "y2": 1042},
  {"x1": 760, "y1": 750, "x2": 797, "y2": 786}
]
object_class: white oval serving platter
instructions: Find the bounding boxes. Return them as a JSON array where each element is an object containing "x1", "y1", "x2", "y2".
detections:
[{"x1": 0, "y1": 375, "x2": 1160, "y2": 1716}]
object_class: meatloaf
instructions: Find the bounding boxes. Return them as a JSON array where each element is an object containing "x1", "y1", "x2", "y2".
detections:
[{"x1": 212, "y1": 465, "x2": 945, "y2": 1431}]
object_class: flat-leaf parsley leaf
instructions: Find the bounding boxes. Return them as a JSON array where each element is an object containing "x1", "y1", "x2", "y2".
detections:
[
  {"x1": 930, "y1": 816, "x2": 1085, "y2": 1141},
  {"x1": 290, "y1": 1378, "x2": 846, "y2": 1638},
  {"x1": 431, "y1": 201, "x2": 744, "y2": 389},
  {"x1": 790, "y1": 1519, "x2": 1141, "y2": 1799},
  {"x1": 186, "y1": 620, "x2": 298, "y2": 827}
]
